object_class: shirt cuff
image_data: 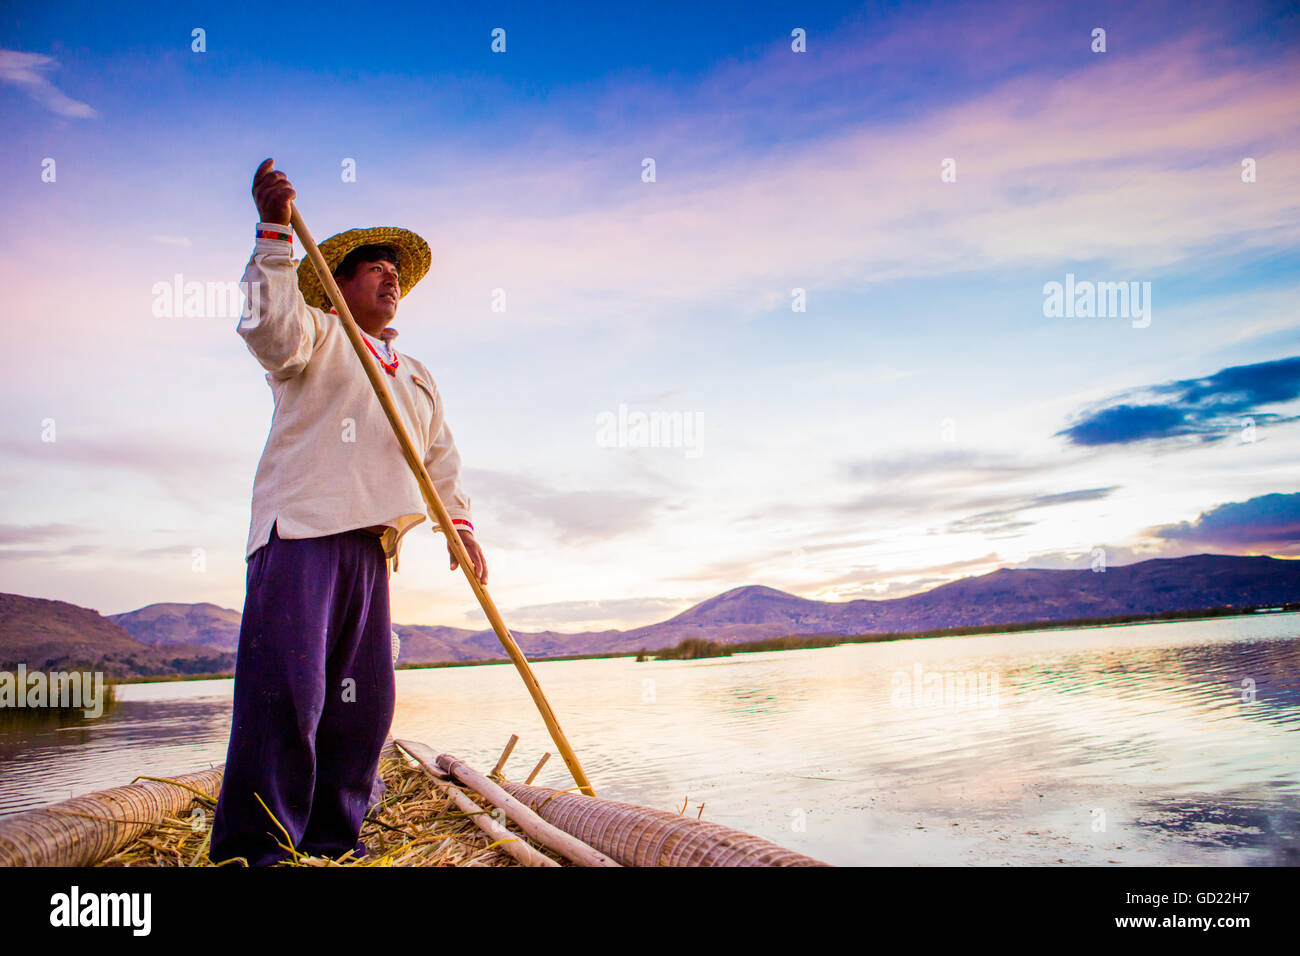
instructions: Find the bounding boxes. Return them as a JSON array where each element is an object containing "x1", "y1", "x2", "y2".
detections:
[{"x1": 255, "y1": 221, "x2": 294, "y2": 251}]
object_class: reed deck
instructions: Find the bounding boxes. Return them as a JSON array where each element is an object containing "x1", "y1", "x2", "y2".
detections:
[
  {"x1": 99, "y1": 746, "x2": 550, "y2": 867},
  {"x1": 0, "y1": 737, "x2": 828, "y2": 867}
]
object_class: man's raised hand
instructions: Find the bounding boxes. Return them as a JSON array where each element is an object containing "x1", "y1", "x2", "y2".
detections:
[{"x1": 252, "y1": 158, "x2": 296, "y2": 226}]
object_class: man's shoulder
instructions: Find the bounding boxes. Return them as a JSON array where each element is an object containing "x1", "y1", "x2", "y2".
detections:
[{"x1": 305, "y1": 303, "x2": 347, "y2": 337}]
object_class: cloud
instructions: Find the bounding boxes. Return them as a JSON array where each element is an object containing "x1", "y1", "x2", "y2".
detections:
[
  {"x1": 1058, "y1": 404, "x2": 1197, "y2": 446},
  {"x1": 1006, "y1": 544, "x2": 1166, "y2": 570},
  {"x1": 0, "y1": 526, "x2": 222, "y2": 564},
  {"x1": 385, "y1": 27, "x2": 1300, "y2": 333},
  {"x1": 659, "y1": 548, "x2": 805, "y2": 586},
  {"x1": 826, "y1": 450, "x2": 1095, "y2": 530},
  {"x1": 491, "y1": 595, "x2": 685, "y2": 629},
  {"x1": 830, "y1": 465, "x2": 1118, "y2": 529},
  {"x1": 802, "y1": 552, "x2": 1007, "y2": 599},
  {"x1": 839, "y1": 448, "x2": 1042, "y2": 483},
  {"x1": 1146, "y1": 492, "x2": 1300, "y2": 552},
  {"x1": 0, "y1": 544, "x2": 102, "y2": 561},
  {"x1": 1058, "y1": 356, "x2": 1300, "y2": 446},
  {"x1": 945, "y1": 487, "x2": 1120, "y2": 535},
  {"x1": 0, "y1": 434, "x2": 246, "y2": 512},
  {"x1": 463, "y1": 467, "x2": 665, "y2": 544},
  {"x1": 0, "y1": 49, "x2": 96, "y2": 118},
  {"x1": 0, "y1": 522, "x2": 83, "y2": 545}
]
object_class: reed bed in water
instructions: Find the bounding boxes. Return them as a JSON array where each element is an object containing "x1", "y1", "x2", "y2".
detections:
[{"x1": 96, "y1": 751, "x2": 568, "y2": 867}]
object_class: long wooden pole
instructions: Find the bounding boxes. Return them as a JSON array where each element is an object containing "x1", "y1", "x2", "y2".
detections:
[
  {"x1": 396, "y1": 740, "x2": 618, "y2": 867},
  {"x1": 433, "y1": 776, "x2": 559, "y2": 867},
  {"x1": 290, "y1": 203, "x2": 596, "y2": 797},
  {"x1": 401, "y1": 751, "x2": 557, "y2": 868}
]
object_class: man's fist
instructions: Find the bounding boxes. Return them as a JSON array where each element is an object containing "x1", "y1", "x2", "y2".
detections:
[
  {"x1": 449, "y1": 529, "x2": 488, "y2": 586},
  {"x1": 252, "y1": 158, "x2": 296, "y2": 225}
]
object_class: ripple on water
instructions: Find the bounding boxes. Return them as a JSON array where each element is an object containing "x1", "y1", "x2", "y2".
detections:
[{"x1": 2, "y1": 615, "x2": 1297, "y2": 863}]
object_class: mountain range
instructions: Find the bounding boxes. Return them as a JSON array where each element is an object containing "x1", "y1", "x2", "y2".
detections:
[{"x1": 1, "y1": 553, "x2": 1296, "y2": 678}]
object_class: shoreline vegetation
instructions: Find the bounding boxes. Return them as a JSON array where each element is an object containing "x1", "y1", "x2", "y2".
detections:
[
  {"x1": 104, "y1": 603, "x2": 1300, "y2": 684},
  {"x1": 0, "y1": 683, "x2": 118, "y2": 727}
]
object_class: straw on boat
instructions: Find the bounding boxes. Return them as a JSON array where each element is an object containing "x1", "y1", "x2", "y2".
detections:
[
  {"x1": 415, "y1": 760, "x2": 560, "y2": 867},
  {"x1": 396, "y1": 739, "x2": 619, "y2": 867},
  {"x1": 0, "y1": 734, "x2": 829, "y2": 867},
  {"x1": 0, "y1": 740, "x2": 558, "y2": 867}
]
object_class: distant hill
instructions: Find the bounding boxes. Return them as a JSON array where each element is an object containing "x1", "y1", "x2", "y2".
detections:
[
  {"x1": 589, "y1": 553, "x2": 1300, "y2": 654},
  {"x1": 7, "y1": 553, "x2": 1298, "y2": 676},
  {"x1": 108, "y1": 603, "x2": 242, "y2": 652},
  {"x1": 0, "y1": 593, "x2": 235, "y2": 678}
]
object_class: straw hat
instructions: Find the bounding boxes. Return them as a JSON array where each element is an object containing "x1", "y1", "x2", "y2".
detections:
[{"x1": 296, "y1": 226, "x2": 431, "y2": 310}]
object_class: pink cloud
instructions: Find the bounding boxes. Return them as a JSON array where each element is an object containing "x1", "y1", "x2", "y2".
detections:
[{"x1": 349, "y1": 31, "x2": 1299, "y2": 334}]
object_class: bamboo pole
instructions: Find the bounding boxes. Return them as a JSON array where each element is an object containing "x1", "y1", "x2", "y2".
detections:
[
  {"x1": 439, "y1": 781, "x2": 559, "y2": 868},
  {"x1": 290, "y1": 203, "x2": 595, "y2": 798},
  {"x1": 525, "y1": 753, "x2": 550, "y2": 785},
  {"x1": 396, "y1": 751, "x2": 557, "y2": 868},
  {"x1": 395, "y1": 740, "x2": 618, "y2": 868},
  {"x1": 490, "y1": 734, "x2": 518, "y2": 778}
]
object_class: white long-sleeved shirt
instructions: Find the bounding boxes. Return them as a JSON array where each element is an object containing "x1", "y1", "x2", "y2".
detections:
[{"x1": 237, "y1": 222, "x2": 473, "y2": 574}]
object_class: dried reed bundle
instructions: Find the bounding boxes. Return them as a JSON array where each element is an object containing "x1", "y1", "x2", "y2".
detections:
[{"x1": 95, "y1": 752, "x2": 566, "y2": 868}]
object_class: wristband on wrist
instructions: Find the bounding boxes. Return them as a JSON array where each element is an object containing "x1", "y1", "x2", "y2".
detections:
[{"x1": 256, "y1": 225, "x2": 293, "y2": 242}]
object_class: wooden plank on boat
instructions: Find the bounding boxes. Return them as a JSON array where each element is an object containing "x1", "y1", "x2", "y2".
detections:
[
  {"x1": 394, "y1": 739, "x2": 620, "y2": 867},
  {"x1": 525, "y1": 752, "x2": 550, "y2": 785},
  {"x1": 404, "y1": 758, "x2": 558, "y2": 868},
  {"x1": 490, "y1": 734, "x2": 519, "y2": 777}
]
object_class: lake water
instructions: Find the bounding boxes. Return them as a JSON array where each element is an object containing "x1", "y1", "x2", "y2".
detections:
[{"x1": 2, "y1": 613, "x2": 1297, "y2": 866}]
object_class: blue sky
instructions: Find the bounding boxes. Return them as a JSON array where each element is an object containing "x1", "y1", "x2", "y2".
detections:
[{"x1": 1, "y1": 0, "x2": 1297, "y2": 630}]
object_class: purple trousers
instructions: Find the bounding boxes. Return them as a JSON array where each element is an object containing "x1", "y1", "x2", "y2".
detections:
[{"x1": 210, "y1": 520, "x2": 395, "y2": 867}]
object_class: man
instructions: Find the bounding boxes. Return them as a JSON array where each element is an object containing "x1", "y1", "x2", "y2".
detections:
[{"x1": 209, "y1": 158, "x2": 487, "y2": 866}]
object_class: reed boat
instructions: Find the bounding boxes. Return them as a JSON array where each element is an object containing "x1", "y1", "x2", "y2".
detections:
[{"x1": 0, "y1": 735, "x2": 829, "y2": 867}]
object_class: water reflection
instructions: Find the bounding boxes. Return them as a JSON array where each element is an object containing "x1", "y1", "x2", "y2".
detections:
[
  {"x1": 1130, "y1": 792, "x2": 1300, "y2": 865},
  {"x1": 0, "y1": 614, "x2": 1296, "y2": 865},
  {"x1": 0, "y1": 679, "x2": 232, "y2": 813}
]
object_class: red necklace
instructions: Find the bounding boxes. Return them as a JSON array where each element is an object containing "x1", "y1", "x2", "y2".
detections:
[
  {"x1": 330, "y1": 310, "x2": 400, "y2": 377},
  {"x1": 361, "y1": 335, "x2": 399, "y2": 376}
]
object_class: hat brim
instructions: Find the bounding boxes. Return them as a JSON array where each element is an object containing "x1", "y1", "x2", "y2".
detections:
[{"x1": 296, "y1": 226, "x2": 431, "y2": 310}]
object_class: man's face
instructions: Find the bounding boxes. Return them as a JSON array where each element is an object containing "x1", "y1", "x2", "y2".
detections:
[{"x1": 336, "y1": 257, "x2": 400, "y2": 323}]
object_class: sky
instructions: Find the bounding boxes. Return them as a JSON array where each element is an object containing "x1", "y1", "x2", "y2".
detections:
[{"x1": 0, "y1": 0, "x2": 1297, "y2": 631}]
